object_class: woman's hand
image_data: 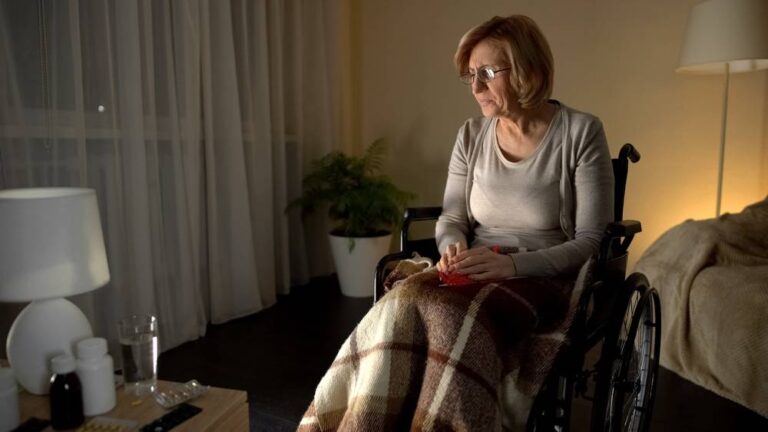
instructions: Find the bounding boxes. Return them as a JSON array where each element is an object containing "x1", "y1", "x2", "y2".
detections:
[
  {"x1": 437, "y1": 241, "x2": 466, "y2": 273},
  {"x1": 448, "y1": 247, "x2": 517, "y2": 281}
]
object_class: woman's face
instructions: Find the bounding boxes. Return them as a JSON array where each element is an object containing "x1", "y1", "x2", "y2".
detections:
[{"x1": 467, "y1": 39, "x2": 517, "y2": 117}]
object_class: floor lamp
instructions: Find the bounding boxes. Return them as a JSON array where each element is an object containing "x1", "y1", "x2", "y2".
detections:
[{"x1": 676, "y1": 0, "x2": 768, "y2": 217}]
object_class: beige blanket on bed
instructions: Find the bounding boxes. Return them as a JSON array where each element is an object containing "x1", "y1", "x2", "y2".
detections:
[{"x1": 634, "y1": 198, "x2": 768, "y2": 418}]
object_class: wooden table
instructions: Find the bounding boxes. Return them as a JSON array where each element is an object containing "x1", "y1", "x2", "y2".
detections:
[{"x1": 17, "y1": 379, "x2": 249, "y2": 431}]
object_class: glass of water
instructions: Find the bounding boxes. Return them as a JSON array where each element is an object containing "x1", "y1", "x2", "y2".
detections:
[{"x1": 118, "y1": 315, "x2": 159, "y2": 396}]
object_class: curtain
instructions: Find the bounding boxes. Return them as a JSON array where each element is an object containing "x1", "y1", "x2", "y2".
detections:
[{"x1": 0, "y1": 0, "x2": 339, "y2": 353}]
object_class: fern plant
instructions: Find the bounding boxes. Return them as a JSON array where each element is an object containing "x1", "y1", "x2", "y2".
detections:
[{"x1": 289, "y1": 139, "x2": 414, "y2": 240}]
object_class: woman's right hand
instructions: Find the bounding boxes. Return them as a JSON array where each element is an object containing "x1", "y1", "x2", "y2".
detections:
[{"x1": 438, "y1": 241, "x2": 466, "y2": 272}]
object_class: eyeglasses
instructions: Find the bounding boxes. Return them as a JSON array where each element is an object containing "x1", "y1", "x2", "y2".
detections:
[{"x1": 459, "y1": 66, "x2": 511, "y2": 85}]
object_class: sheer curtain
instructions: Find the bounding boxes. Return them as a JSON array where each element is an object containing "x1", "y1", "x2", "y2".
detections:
[{"x1": 0, "y1": 0, "x2": 339, "y2": 353}]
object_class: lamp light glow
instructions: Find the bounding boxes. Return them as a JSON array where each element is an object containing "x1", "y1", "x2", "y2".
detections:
[{"x1": 676, "y1": 0, "x2": 768, "y2": 217}]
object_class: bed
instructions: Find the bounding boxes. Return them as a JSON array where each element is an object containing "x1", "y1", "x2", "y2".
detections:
[{"x1": 634, "y1": 197, "x2": 768, "y2": 418}]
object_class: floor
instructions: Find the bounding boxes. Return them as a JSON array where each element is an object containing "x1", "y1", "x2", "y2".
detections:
[{"x1": 158, "y1": 276, "x2": 768, "y2": 431}]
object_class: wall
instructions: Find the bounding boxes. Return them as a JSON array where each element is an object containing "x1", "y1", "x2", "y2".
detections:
[{"x1": 351, "y1": 0, "x2": 768, "y2": 268}]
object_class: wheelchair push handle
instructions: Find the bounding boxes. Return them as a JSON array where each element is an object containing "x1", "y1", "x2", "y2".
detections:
[{"x1": 619, "y1": 143, "x2": 640, "y2": 164}]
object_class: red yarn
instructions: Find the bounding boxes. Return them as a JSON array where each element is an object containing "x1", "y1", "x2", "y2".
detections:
[
  {"x1": 438, "y1": 271, "x2": 475, "y2": 286},
  {"x1": 438, "y1": 245, "x2": 502, "y2": 286}
]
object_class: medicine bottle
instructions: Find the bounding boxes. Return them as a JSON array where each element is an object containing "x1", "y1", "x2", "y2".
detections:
[
  {"x1": 76, "y1": 337, "x2": 116, "y2": 416},
  {"x1": 0, "y1": 367, "x2": 20, "y2": 432},
  {"x1": 50, "y1": 354, "x2": 84, "y2": 430}
]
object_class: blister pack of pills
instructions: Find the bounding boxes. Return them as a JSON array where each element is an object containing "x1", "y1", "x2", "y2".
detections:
[
  {"x1": 78, "y1": 416, "x2": 138, "y2": 431},
  {"x1": 152, "y1": 380, "x2": 210, "y2": 409}
]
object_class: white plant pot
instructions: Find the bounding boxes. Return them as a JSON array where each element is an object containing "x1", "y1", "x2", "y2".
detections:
[{"x1": 328, "y1": 233, "x2": 392, "y2": 298}]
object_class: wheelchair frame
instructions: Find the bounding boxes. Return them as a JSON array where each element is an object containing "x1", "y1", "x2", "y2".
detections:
[{"x1": 373, "y1": 144, "x2": 661, "y2": 432}]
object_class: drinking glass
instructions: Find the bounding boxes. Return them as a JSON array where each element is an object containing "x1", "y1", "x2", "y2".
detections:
[{"x1": 117, "y1": 315, "x2": 158, "y2": 396}]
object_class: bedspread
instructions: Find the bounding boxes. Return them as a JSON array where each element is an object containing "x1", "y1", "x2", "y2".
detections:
[
  {"x1": 298, "y1": 258, "x2": 594, "y2": 431},
  {"x1": 635, "y1": 197, "x2": 768, "y2": 418}
]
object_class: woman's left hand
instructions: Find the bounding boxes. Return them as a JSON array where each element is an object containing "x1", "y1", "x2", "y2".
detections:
[{"x1": 448, "y1": 247, "x2": 517, "y2": 281}]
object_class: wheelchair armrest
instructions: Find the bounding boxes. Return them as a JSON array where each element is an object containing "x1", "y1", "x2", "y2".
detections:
[
  {"x1": 404, "y1": 206, "x2": 442, "y2": 222},
  {"x1": 400, "y1": 206, "x2": 443, "y2": 253},
  {"x1": 605, "y1": 220, "x2": 641, "y2": 238},
  {"x1": 599, "y1": 220, "x2": 642, "y2": 266},
  {"x1": 374, "y1": 250, "x2": 411, "y2": 303}
]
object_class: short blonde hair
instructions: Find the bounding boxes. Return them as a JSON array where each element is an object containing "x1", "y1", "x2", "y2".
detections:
[{"x1": 454, "y1": 15, "x2": 554, "y2": 109}]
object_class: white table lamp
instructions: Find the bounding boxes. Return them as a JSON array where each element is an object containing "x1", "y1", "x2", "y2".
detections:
[
  {"x1": 0, "y1": 188, "x2": 110, "y2": 394},
  {"x1": 677, "y1": 0, "x2": 768, "y2": 216}
]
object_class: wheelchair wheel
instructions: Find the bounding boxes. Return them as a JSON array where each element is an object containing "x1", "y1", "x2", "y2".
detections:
[{"x1": 591, "y1": 273, "x2": 661, "y2": 432}]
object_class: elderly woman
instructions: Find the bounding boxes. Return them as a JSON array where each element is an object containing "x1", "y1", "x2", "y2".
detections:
[
  {"x1": 299, "y1": 15, "x2": 613, "y2": 432},
  {"x1": 432, "y1": 15, "x2": 614, "y2": 334},
  {"x1": 437, "y1": 15, "x2": 613, "y2": 282}
]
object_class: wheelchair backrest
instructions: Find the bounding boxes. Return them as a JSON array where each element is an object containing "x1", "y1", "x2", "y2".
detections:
[{"x1": 400, "y1": 206, "x2": 442, "y2": 261}]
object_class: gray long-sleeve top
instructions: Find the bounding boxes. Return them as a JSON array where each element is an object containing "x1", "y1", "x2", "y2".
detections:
[{"x1": 436, "y1": 101, "x2": 614, "y2": 276}]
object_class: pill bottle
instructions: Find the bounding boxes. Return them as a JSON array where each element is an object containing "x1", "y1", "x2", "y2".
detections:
[
  {"x1": 50, "y1": 354, "x2": 84, "y2": 430},
  {"x1": 76, "y1": 337, "x2": 116, "y2": 416},
  {"x1": 0, "y1": 367, "x2": 20, "y2": 432}
]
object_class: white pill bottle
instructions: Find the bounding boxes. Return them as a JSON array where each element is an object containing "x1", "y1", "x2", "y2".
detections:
[
  {"x1": 0, "y1": 368, "x2": 20, "y2": 432},
  {"x1": 75, "y1": 337, "x2": 117, "y2": 416}
]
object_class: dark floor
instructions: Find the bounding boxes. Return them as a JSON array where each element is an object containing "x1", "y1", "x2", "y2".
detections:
[{"x1": 158, "y1": 276, "x2": 768, "y2": 431}]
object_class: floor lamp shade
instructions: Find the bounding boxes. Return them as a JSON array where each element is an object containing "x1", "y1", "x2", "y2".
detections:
[
  {"x1": 0, "y1": 188, "x2": 111, "y2": 394},
  {"x1": 676, "y1": 0, "x2": 768, "y2": 217},
  {"x1": 677, "y1": 0, "x2": 768, "y2": 74}
]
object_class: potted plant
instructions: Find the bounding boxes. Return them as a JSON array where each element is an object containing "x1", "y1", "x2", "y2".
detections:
[{"x1": 289, "y1": 139, "x2": 414, "y2": 297}]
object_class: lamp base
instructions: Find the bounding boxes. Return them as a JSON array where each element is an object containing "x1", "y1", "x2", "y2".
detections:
[{"x1": 6, "y1": 298, "x2": 93, "y2": 394}]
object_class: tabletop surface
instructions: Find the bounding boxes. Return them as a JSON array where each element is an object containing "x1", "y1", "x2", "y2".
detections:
[{"x1": 7, "y1": 366, "x2": 249, "y2": 432}]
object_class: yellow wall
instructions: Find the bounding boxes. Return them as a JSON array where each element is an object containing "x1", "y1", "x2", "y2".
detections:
[{"x1": 349, "y1": 0, "x2": 768, "y2": 268}]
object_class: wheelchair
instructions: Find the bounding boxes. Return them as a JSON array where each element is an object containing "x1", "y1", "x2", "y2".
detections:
[{"x1": 373, "y1": 144, "x2": 661, "y2": 432}]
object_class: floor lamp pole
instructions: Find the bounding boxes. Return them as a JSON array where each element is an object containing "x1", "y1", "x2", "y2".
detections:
[{"x1": 716, "y1": 62, "x2": 730, "y2": 217}]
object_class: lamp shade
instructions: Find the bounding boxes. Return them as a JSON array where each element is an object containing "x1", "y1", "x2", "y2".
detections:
[
  {"x1": 677, "y1": 0, "x2": 768, "y2": 74},
  {"x1": 0, "y1": 188, "x2": 110, "y2": 302}
]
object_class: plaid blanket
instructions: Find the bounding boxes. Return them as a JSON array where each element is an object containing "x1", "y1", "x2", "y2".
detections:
[{"x1": 299, "y1": 259, "x2": 594, "y2": 431}]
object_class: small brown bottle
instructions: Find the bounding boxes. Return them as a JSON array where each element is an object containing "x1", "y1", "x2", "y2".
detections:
[{"x1": 49, "y1": 354, "x2": 84, "y2": 430}]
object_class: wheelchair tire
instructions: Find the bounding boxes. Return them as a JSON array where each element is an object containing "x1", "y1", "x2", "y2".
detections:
[{"x1": 591, "y1": 273, "x2": 661, "y2": 432}]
